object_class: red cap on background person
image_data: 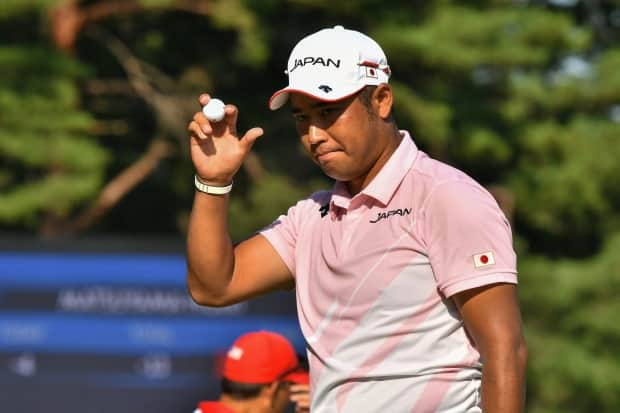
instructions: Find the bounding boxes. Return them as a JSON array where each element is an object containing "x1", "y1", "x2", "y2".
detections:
[
  {"x1": 222, "y1": 330, "x2": 309, "y2": 385},
  {"x1": 194, "y1": 331, "x2": 309, "y2": 413}
]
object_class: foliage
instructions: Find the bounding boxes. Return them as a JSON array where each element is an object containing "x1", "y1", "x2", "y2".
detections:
[
  {"x1": 520, "y1": 232, "x2": 620, "y2": 412},
  {"x1": 0, "y1": 46, "x2": 108, "y2": 226},
  {"x1": 0, "y1": 0, "x2": 57, "y2": 16}
]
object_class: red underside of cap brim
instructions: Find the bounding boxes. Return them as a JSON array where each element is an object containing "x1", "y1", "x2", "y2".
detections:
[
  {"x1": 281, "y1": 369, "x2": 310, "y2": 385},
  {"x1": 268, "y1": 86, "x2": 366, "y2": 110},
  {"x1": 223, "y1": 369, "x2": 309, "y2": 385}
]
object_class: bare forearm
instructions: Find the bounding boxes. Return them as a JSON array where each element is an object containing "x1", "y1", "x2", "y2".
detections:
[
  {"x1": 453, "y1": 284, "x2": 528, "y2": 413},
  {"x1": 186, "y1": 192, "x2": 235, "y2": 305},
  {"x1": 480, "y1": 344, "x2": 527, "y2": 413}
]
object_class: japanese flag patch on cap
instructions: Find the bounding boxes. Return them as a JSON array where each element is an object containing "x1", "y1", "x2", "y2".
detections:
[{"x1": 473, "y1": 252, "x2": 495, "y2": 268}]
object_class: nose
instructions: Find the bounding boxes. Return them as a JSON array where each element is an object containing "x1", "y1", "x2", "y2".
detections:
[{"x1": 308, "y1": 124, "x2": 327, "y2": 144}]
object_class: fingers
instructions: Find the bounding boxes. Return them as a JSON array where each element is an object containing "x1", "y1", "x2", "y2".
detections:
[
  {"x1": 189, "y1": 93, "x2": 264, "y2": 154},
  {"x1": 223, "y1": 105, "x2": 238, "y2": 135},
  {"x1": 239, "y1": 127, "x2": 264, "y2": 152},
  {"x1": 188, "y1": 112, "x2": 210, "y2": 141},
  {"x1": 290, "y1": 392, "x2": 310, "y2": 404},
  {"x1": 289, "y1": 384, "x2": 310, "y2": 413},
  {"x1": 188, "y1": 107, "x2": 225, "y2": 141},
  {"x1": 198, "y1": 93, "x2": 236, "y2": 125},
  {"x1": 198, "y1": 93, "x2": 211, "y2": 106},
  {"x1": 291, "y1": 395, "x2": 310, "y2": 413},
  {"x1": 289, "y1": 384, "x2": 309, "y2": 393},
  {"x1": 192, "y1": 93, "x2": 239, "y2": 134}
]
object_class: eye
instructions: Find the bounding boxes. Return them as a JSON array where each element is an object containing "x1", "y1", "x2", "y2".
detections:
[
  {"x1": 320, "y1": 105, "x2": 344, "y2": 119},
  {"x1": 293, "y1": 113, "x2": 308, "y2": 123}
]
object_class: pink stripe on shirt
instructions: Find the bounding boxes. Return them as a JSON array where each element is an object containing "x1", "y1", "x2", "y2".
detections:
[{"x1": 335, "y1": 290, "x2": 441, "y2": 411}]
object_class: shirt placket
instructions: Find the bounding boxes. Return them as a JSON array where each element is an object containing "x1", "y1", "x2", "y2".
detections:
[{"x1": 340, "y1": 200, "x2": 369, "y2": 258}]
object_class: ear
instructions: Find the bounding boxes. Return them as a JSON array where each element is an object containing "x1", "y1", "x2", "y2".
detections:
[
  {"x1": 373, "y1": 83, "x2": 393, "y2": 120},
  {"x1": 265, "y1": 381, "x2": 280, "y2": 399},
  {"x1": 253, "y1": 382, "x2": 278, "y2": 409},
  {"x1": 266, "y1": 381, "x2": 284, "y2": 406},
  {"x1": 268, "y1": 381, "x2": 279, "y2": 393}
]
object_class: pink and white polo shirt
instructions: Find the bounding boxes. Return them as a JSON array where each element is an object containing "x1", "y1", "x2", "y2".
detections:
[{"x1": 260, "y1": 131, "x2": 517, "y2": 413}]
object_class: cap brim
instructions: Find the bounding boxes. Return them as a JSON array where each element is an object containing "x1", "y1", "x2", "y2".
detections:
[
  {"x1": 268, "y1": 85, "x2": 365, "y2": 111},
  {"x1": 281, "y1": 368, "x2": 309, "y2": 385}
]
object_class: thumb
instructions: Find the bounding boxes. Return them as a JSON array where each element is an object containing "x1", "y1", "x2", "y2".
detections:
[{"x1": 239, "y1": 127, "x2": 264, "y2": 152}]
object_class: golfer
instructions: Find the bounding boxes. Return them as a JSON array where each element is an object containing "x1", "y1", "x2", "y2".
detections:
[{"x1": 186, "y1": 25, "x2": 527, "y2": 413}]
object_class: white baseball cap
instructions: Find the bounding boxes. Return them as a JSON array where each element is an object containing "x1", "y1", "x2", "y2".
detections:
[{"x1": 268, "y1": 25, "x2": 391, "y2": 110}]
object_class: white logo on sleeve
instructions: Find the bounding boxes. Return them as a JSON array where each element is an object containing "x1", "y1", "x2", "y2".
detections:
[{"x1": 473, "y1": 252, "x2": 495, "y2": 268}]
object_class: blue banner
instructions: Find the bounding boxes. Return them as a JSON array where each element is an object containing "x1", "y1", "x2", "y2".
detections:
[
  {"x1": 0, "y1": 312, "x2": 304, "y2": 355},
  {"x1": 0, "y1": 251, "x2": 303, "y2": 413},
  {"x1": 0, "y1": 252, "x2": 187, "y2": 288}
]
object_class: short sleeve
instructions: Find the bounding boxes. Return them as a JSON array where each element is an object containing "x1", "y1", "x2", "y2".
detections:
[
  {"x1": 259, "y1": 206, "x2": 300, "y2": 277},
  {"x1": 258, "y1": 191, "x2": 331, "y2": 278},
  {"x1": 421, "y1": 179, "x2": 517, "y2": 297}
]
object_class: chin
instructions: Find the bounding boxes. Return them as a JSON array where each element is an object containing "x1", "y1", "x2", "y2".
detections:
[
  {"x1": 318, "y1": 161, "x2": 363, "y2": 183},
  {"x1": 321, "y1": 168, "x2": 348, "y2": 182}
]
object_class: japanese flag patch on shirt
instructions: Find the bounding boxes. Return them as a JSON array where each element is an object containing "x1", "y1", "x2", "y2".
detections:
[{"x1": 473, "y1": 251, "x2": 495, "y2": 268}]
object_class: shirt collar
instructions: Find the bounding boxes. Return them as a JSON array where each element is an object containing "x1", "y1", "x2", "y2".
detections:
[
  {"x1": 331, "y1": 130, "x2": 418, "y2": 209},
  {"x1": 197, "y1": 401, "x2": 237, "y2": 413}
]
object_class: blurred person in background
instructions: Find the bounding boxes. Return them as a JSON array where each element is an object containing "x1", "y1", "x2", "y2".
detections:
[
  {"x1": 193, "y1": 330, "x2": 310, "y2": 413},
  {"x1": 187, "y1": 25, "x2": 527, "y2": 412}
]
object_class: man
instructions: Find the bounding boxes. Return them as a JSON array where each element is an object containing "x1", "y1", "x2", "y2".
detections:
[
  {"x1": 187, "y1": 25, "x2": 527, "y2": 412},
  {"x1": 193, "y1": 330, "x2": 310, "y2": 413}
]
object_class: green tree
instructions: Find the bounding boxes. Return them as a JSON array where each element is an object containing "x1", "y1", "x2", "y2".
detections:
[{"x1": 0, "y1": 44, "x2": 108, "y2": 232}]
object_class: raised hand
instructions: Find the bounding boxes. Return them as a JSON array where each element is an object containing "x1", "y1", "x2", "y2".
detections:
[
  {"x1": 187, "y1": 93, "x2": 264, "y2": 186},
  {"x1": 290, "y1": 383, "x2": 311, "y2": 413}
]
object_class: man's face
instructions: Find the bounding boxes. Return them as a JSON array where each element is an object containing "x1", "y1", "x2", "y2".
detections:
[
  {"x1": 290, "y1": 91, "x2": 385, "y2": 191},
  {"x1": 251, "y1": 381, "x2": 292, "y2": 413},
  {"x1": 270, "y1": 381, "x2": 292, "y2": 413}
]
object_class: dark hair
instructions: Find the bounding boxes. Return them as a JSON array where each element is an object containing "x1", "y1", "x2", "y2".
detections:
[
  {"x1": 357, "y1": 85, "x2": 396, "y2": 123},
  {"x1": 221, "y1": 378, "x2": 289, "y2": 401},
  {"x1": 221, "y1": 378, "x2": 266, "y2": 400},
  {"x1": 357, "y1": 85, "x2": 376, "y2": 114}
]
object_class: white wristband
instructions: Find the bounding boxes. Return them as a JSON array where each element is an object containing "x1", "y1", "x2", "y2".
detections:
[{"x1": 194, "y1": 175, "x2": 233, "y2": 195}]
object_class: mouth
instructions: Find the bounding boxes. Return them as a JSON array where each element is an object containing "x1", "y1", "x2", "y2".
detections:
[
  {"x1": 315, "y1": 149, "x2": 340, "y2": 162},
  {"x1": 317, "y1": 152, "x2": 336, "y2": 162}
]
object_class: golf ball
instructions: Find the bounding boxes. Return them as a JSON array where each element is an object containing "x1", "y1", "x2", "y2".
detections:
[{"x1": 202, "y1": 98, "x2": 226, "y2": 122}]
